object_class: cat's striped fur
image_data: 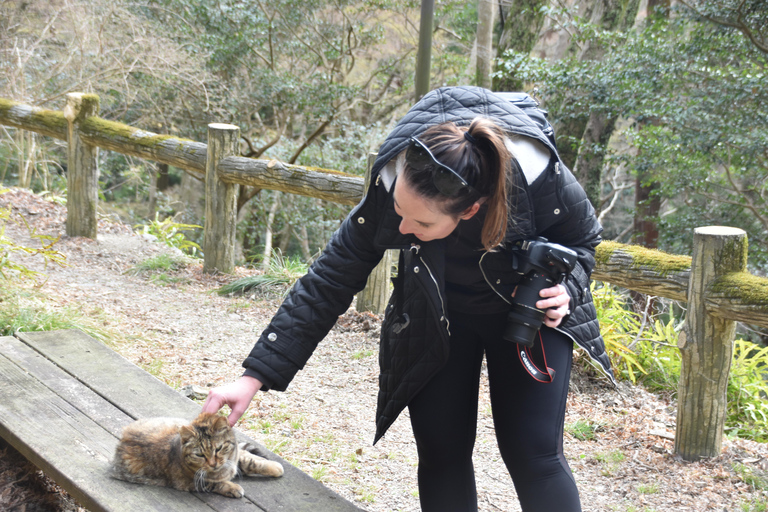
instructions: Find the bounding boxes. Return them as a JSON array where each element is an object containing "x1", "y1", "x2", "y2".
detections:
[{"x1": 110, "y1": 412, "x2": 283, "y2": 498}]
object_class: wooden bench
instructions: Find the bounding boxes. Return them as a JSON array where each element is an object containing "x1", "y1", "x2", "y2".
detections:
[{"x1": 0, "y1": 329, "x2": 364, "y2": 512}]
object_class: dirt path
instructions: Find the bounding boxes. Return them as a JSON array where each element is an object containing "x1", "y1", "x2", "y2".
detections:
[{"x1": 2, "y1": 188, "x2": 767, "y2": 512}]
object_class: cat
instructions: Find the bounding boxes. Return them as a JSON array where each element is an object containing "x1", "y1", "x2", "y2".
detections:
[{"x1": 109, "y1": 412, "x2": 284, "y2": 498}]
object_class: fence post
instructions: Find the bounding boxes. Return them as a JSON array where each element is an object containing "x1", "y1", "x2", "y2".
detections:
[
  {"x1": 63, "y1": 93, "x2": 100, "y2": 239},
  {"x1": 355, "y1": 153, "x2": 392, "y2": 314},
  {"x1": 204, "y1": 123, "x2": 240, "y2": 274},
  {"x1": 675, "y1": 226, "x2": 747, "y2": 461}
]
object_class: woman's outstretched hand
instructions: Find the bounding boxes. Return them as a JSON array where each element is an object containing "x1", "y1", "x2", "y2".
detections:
[{"x1": 201, "y1": 375, "x2": 263, "y2": 427}]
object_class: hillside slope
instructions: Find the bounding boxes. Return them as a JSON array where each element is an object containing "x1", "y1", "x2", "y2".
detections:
[{"x1": 1, "y1": 188, "x2": 766, "y2": 511}]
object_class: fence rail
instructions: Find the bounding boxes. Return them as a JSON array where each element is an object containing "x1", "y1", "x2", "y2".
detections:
[{"x1": 3, "y1": 93, "x2": 768, "y2": 463}]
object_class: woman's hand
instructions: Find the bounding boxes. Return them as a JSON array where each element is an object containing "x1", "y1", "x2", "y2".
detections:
[
  {"x1": 201, "y1": 375, "x2": 263, "y2": 427},
  {"x1": 536, "y1": 283, "x2": 571, "y2": 328}
]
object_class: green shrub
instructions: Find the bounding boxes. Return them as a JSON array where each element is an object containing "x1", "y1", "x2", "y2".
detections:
[
  {"x1": 726, "y1": 340, "x2": 768, "y2": 441},
  {"x1": 0, "y1": 191, "x2": 66, "y2": 281},
  {"x1": 218, "y1": 250, "x2": 307, "y2": 298},
  {"x1": 127, "y1": 253, "x2": 192, "y2": 274},
  {"x1": 593, "y1": 283, "x2": 768, "y2": 441},
  {"x1": 0, "y1": 286, "x2": 113, "y2": 343},
  {"x1": 592, "y1": 283, "x2": 647, "y2": 383},
  {"x1": 135, "y1": 213, "x2": 202, "y2": 256}
]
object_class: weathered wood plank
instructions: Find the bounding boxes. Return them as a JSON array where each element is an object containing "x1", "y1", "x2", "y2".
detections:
[
  {"x1": 592, "y1": 241, "x2": 691, "y2": 302},
  {"x1": 204, "y1": 123, "x2": 240, "y2": 274},
  {"x1": 675, "y1": 227, "x2": 745, "y2": 460},
  {"x1": 1, "y1": 335, "x2": 263, "y2": 512},
  {"x1": 78, "y1": 117, "x2": 207, "y2": 176},
  {"x1": 217, "y1": 155, "x2": 364, "y2": 206},
  {"x1": 1, "y1": 334, "x2": 128, "y2": 437},
  {"x1": 0, "y1": 336, "x2": 220, "y2": 512},
  {"x1": 14, "y1": 330, "x2": 364, "y2": 512},
  {"x1": 0, "y1": 98, "x2": 68, "y2": 140}
]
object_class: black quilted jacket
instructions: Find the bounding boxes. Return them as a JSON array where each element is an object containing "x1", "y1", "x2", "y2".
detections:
[{"x1": 242, "y1": 87, "x2": 614, "y2": 444}]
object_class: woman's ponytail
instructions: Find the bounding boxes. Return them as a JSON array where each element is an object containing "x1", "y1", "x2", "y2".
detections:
[{"x1": 402, "y1": 118, "x2": 517, "y2": 251}]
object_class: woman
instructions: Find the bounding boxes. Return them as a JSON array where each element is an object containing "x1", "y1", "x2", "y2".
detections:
[{"x1": 203, "y1": 86, "x2": 614, "y2": 512}]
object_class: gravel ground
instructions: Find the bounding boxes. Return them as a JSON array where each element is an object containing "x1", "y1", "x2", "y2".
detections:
[{"x1": 2, "y1": 187, "x2": 768, "y2": 512}]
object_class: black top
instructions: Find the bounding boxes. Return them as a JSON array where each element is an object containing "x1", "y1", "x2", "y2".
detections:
[{"x1": 444, "y1": 209, "x2": 511, "y2": 315}]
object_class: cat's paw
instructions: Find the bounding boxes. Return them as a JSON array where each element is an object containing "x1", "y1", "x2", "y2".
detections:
[
  {"x1": 215, "y1": 481, "x2": 245, "y2": 499},
  {"x1": 267, "y1": 461, "x2": 284, "y2": 478}
]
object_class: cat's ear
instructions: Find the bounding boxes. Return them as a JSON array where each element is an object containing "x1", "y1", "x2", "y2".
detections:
[
  {"x1": 212, "y1": 415, "x2": 230, "y2": 434},
  {"x1": 179, "y1": 425, "x2": 197, "y2": 444}
]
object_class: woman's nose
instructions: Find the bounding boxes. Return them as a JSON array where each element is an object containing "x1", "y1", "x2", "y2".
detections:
[{"x1": 398, "y1": 219, "x2": 413, "y2": 235}]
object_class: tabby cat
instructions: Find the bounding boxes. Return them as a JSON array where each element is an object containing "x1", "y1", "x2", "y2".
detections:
[{"x1": 110, "y1": 412, "x2": 283, "y2": 498}]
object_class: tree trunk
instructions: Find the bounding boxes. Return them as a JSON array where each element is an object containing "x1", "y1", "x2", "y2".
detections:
[
  {"x1": 262, "y1": 192, "x2": 281, "y2": 269},
  {"x1": 493, "y1": 0, "x2": 546, "y2": 92},
  {"x1": 556, "y1": 0, "x2": 642, "y2": 170},
  {"x1": 147, "y1": 164, "x2": 158, "y2": 220},
  {"x1": 675, "y1": 227, "x2": 746, "y2": 461},
  {"x1": 476, "y1": 0, "x2": 495, "y2": 89},
  {"x1": 573, "y1": 111, "x2": 616, "y2": 214},
  {"x1": 156, "y1": 162, "x2": 170, "y2": 191},
  {"x1": 18, "y1": 131, "x2": 35, "y2": 189}
]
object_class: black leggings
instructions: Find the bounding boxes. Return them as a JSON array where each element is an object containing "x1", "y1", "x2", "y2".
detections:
[{"x1": 408, "y1": 312, "x2": 581, "y2": 512}]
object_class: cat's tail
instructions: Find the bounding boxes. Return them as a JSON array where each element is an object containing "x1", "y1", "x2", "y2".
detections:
[{"x1": 238, "y1": 442, "x2": 270, "y2": 458}]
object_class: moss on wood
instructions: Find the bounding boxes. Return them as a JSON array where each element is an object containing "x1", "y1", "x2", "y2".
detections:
[
  {"x1": 711, "y1": 272, "x2": 768, "y2": 307},
  {"x1": 80, "y1": 117, "x2": 196, "y2": 149},
  {"x1": 0, "y1": 98, "x2": 68, "y2": 138},
  {"x1": 596, "y1": 240, "x2": 692, "y2": 276}
]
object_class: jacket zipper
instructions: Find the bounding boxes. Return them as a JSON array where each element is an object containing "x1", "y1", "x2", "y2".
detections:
[
  {"x1": 410, "y1": 244, "x2": 451, "y2": 336},
  {"x1": 478, "y1": 250, "x2": 513, "y2": 306}
]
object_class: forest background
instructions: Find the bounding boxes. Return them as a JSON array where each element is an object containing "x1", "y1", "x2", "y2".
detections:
[{"x1": 1, "y1": 0, "x2": 766, "y2": 270}]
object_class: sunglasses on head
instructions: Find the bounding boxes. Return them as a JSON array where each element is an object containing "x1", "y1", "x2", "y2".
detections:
[{"x1": 405, "y1": 137, "x2": 479, "y2": 199}]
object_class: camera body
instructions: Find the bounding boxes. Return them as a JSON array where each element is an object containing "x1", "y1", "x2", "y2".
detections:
[{"x1": 502, "y1": 238, "x2": 578, "y2": 347}]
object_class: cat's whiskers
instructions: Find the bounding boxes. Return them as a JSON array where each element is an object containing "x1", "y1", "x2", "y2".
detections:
[
  {"x1": 110, "y1": 413, "x2": 283, "y2": 498},
  {"x1": 194, "y1": 468, "x2": 209, "y2": 492}
]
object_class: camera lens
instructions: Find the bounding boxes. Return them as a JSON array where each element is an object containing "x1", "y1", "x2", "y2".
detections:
[{"x1": 502, "y1": 272, "x2": 553, "y2": 347}]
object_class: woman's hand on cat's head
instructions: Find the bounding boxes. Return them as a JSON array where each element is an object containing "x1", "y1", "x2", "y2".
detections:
[{"x1": 201, "y1": 376, "x2": 262, "y2": 427}]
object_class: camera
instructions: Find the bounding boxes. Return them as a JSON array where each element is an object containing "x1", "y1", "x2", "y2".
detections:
[{"x1": 502, "y1": 238, "x2": 578, "y2": 347}]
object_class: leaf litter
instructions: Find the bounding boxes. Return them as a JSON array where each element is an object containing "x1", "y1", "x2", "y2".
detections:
[{"x1": 1, "y1": 188, "x2": 767, "y2": 511}]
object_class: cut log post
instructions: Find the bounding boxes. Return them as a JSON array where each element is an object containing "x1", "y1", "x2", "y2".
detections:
[
  {"x1": 675, "y1": 226, "x2": 747, "y2": 461},
  {"x1": 357, "y1": 250, "x2": 393, "y2": 314},
  {"x1": 204, "y1": 123, "x2": 240, "y2": 274},
  {"x1": 64, "y1": 93, "x2": 100, "y2": 239},
  {"x1": 356, "y1": 153, "x2": 392, "y2": 314}
]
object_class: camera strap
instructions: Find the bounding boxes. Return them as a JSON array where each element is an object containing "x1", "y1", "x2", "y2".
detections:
[{"x1": 517, "y1": 332, "x2": 555, "y2": 383}]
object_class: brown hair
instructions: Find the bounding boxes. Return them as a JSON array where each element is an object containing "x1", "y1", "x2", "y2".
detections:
[{"x1": 402, "y1": 118, "x2": 515, "y2": 250}]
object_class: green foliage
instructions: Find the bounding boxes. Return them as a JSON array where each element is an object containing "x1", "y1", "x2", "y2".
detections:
[
  {"x1": 495, "y1": 5, "x2": 768, "y2": 268},
  {"x1": 740, "y1": 495, "x2": 768, "y2": 512},
  {"x1": 566, "y1": 419, "x2": 602, "y2": 441},
  {"x1": 733, "y1": 462, "x2": 768, "y2": 492},
  {"x1": 593, "y1": 283, "x2": 768, "y2": 441},
  {"x1": 135, "y1": 214, "x2": 202, "y2": 256},
  {"x1": 127, "y1": 253, "x2": 193, "y2": 275},
  {"x1": 0, "y1": 193, "x2": 66, "y2": 282},
  {"x1": 218, "y1": 250, "x2": 307, "y2": 298},
  {"x1": 0, "y1": 285, "x2": 112, "y2": 343},
  {"x1": 726, "y1": 339, "x2": 768, "y2": 441},
  {"x1": 592, "y1": 283, "x2": 647, "y2": 383}
]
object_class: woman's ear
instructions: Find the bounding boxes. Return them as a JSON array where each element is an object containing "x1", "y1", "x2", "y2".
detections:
[{"x1": 460, "y1": 202, "x2": 481, "y2": 220}]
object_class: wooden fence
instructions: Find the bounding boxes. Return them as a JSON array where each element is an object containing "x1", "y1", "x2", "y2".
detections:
[{"x1": 2, "y1": 93, "x2": 768, "y2": 462}]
